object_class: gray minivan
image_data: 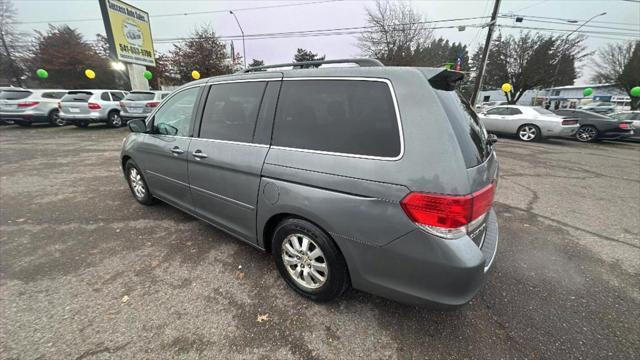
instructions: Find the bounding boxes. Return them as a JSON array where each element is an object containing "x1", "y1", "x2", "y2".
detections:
[{"x1": 121, "y1": 59, "x2": 499, "y2": 306}]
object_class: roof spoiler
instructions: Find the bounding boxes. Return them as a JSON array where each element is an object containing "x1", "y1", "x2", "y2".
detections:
[
  {"x1": 239, "y1": 58, "x2": 384, "y2": 73},
  {"x1": 428, "y1": 69, "x2": 465, "y2": 91}
]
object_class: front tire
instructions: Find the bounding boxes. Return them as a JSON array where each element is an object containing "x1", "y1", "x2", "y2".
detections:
[
  {"x1": 517, "y1": 124, "x2": 540, "y2": 142},
  {"x1": 273, "y1": 218, "x2": 349, "y2": 302},
  {"x1": 107, "y1": 111, "x2": 122, "y2": 128},
  {"x1": 125, "y1": 160, "x2": 154, "y2": 205},
  {"x1": 576, "y1": 125, "x2": 598, "y2": 142}
]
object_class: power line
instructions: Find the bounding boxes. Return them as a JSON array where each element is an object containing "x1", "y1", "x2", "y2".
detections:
[
  {"x1": 503, "y1": 14, "x2": 640, "y2": 27},
  {"x1": 499, "y1": 16, "x2": 637, "y2": 32},
  {"x1": 497, "y1": 24, "x2": 639, "y2": 38},
  {"x1": 15, "y1": 0, "x2": 342, "y2": 25}
]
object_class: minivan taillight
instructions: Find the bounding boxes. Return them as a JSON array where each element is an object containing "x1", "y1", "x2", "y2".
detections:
[
  {"x1": 400, "y1": 183, "x2": 495, "y2": 239},
  {"x1": 17, "y1": 101, "x2": 39, "y2": 108},
  {"x1": 145, "y1": 101, "x2": 159, "y2": 108},
  {"x1": 561, "y1": 119, "x2": 578, "y2": 126},
  {"x1": 88, "y1": 102, "x2": 102, "y2": 110}
]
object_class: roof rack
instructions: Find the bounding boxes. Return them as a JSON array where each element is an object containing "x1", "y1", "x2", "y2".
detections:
[{"x1": 239, "y1": 58, "x2": 384, "y2": 73}]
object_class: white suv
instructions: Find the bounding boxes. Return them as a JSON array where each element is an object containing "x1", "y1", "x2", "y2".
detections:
[
  {"x1": 59, "y1": 90, "x2": 128, "y2": 128},
  {"x1": 0, "y1": 89, "x2": 68, "y2": 126}
]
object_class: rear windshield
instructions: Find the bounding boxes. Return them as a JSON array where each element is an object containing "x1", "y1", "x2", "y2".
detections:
[
  {"x1": 532, "y1": 107, "x2": 555, "y2": 115},
  {"x1": 0, "y1": 90, "x2": 32, "y2": 100},
  {"x1": 435, "y1": 91, "x2": 489, "y2": 168},
  {"x1": 125, "y1": 92, "x2": 155, "y2": 101},
  {"x1": 61, "y1": 92, "x2": 92, "y2": 102}
]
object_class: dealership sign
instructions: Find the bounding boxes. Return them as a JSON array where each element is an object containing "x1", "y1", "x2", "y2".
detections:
[{"x1": 99, "y1": 0, "x2": 156, "y2": 67}]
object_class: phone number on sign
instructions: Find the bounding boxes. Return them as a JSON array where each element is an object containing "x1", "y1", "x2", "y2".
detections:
[{"x1": 118, "y1": 44, "x2": 152, "y2": 58}]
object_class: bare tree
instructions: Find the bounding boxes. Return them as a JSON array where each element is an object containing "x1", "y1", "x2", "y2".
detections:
[
  {"x1": 591, "y1": 41, "x2": 640, "y2": 109},
  {"x1": 0, "y1": 0, "x2": 24, "y2": 86},
  {"x1": 358, "y1": 0, "x2": 433, "y2": 65}
]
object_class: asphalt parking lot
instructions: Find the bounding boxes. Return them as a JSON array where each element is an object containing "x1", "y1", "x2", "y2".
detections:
[{"x1": 1, "y1": 124, "x2": 639, "y2": 359}]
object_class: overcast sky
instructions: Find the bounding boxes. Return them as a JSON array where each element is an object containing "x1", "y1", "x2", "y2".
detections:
[{"x1": 12, "y1": 0, "x2": 640, "y2": 85}]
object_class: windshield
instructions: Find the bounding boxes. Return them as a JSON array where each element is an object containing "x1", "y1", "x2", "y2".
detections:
[
  {"x1": 435, "y1": 90, "x2": 490, "y2": 168},
  {"x1": 532, "y1": 107, "x2": 555, "y2": 115},
  {"x1": 0, "y1": 90, "x2": 32, "y2": 100},
  {"x1": 125, "y1": 92, "x2": 155, "y2": 101}
]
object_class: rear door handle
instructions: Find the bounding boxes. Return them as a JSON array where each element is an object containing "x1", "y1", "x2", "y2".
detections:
[
  {"x1": 170, "y1": 146, "x2": 184, "y2": 155},
  {"x1": 192, "y1": 150, "x2": 208, "y2": 159}
]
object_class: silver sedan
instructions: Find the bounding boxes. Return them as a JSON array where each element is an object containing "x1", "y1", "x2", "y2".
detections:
[{"x1": 479, "y1": 105, "x2": 579, "y2": 142}]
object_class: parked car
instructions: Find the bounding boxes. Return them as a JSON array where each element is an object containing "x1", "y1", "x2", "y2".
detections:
[
  {"x1": 552, "y1": 109, "x2": 634, "y2": 142},
  {"x1": 120, "y1": 91, "x2": 170, "y2": 123},
  {"x1": 479, "y1": 105, "x2": 579, "y2": 141},
  {"x1": 578, "y1": 102, "x2": 616, "y2": 114},
  {"x1": 121, "y1": 59, "x2": 500, "y2": 307},
  {"x1": 0, "y1": 89, "x2": 68, "y2": 126},
  {"x1": 609, "y1": 111, "x2": 640, "y2": 140},
  {"x1": 475, "y1": 100, "x2": 507, "y2": 113},
  {"x1": 59, "y1": 90, "x2": 128, "y2": 128}
]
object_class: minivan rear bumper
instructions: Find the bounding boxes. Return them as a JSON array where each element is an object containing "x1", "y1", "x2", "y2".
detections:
[{"x1": 337, "y1": 209, "x2": 498, "y2": 307}]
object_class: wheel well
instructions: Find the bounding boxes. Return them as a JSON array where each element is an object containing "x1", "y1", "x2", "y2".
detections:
[
  {"x1": 121, "y1": 155, "x2": 131, "y2": 171},
  {"x1": 262, "y1": 213, "x2": 295, "y2": 253}
]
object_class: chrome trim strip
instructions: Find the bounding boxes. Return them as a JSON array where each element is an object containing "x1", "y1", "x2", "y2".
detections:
[
  {"x1": 209, "y1": 78, "x2": 281, "y2": 85},
  {"x1": 190, "y1": 184, "x2": 254, "y2": 210},
  {"x1": 275, "y1": 77, "x2": 404, "y2": 161},
  {"x1": 192, "y1": 137, "x2": 269, "y2": 148},
  {"x1": 145, "y1": 170, "x2": 189, "y2": 187}
]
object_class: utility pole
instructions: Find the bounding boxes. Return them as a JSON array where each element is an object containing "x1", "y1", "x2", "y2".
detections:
[{"x1": 470, "y1": 0, "x2": 501, "y2": 106}]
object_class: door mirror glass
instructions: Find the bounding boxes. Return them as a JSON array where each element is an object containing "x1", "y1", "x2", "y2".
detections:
[{"x1": 128, "y1": 118, "x2": 147, "y2": 133}]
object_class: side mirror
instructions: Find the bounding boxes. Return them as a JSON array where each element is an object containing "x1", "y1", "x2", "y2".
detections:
[
  {"x1": 486, "y1": 133, "x2": 498, "y2": 145},
  {"x1": 128, "y1": 118, "x2": 148, "y2": 133}
]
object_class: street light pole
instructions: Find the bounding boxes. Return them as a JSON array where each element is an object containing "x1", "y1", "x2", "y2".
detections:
[
  {"x1": 229, "y1": 11, "x2": 247, "y2": 68},
  {"x1": 549, "y1": 12, "x2": 606, "y2": 90}
]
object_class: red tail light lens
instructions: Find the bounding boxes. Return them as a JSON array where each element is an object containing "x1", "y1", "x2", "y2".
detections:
[
  {"x1": 619, "y1": 122, "x2": 631, "y2": 129},
  {"x1": 88, "y1": 102, "x2": 102, "y2": 110},
  {"x1": 401, "y1": 183, "x2": 495, "y2": 239},
  {"x1": 17, "y1": 101, "x2": 39, "y2": 108},
  {"x1": 562, "y1": 119, "x2": 578, "y2": 126},
  {"x1": 145, "y1": 101, "x2": 159, "y2": 108}
]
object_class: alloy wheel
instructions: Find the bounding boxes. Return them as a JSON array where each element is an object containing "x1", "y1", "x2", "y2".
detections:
[
  {"x1": 129, "y1": 168, "x2": 146, "y2": 199},
  {"x1": 111, "y1": 113, "x2": 122, "y2": 127},
  {"x1": 518, "y1": 125, "x2": 537, "y2": 141},
  {"x1": 281, "y1": 233, "x2": 328, "y2": 289},
  {"x1": 576, "y1": 126, "x2": 597, "y2": 142}
]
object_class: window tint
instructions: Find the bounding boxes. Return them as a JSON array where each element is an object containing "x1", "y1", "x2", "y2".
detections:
[
  {"x1": 110, "y1": 92, "x2": 125, "y2": 101},
  {"x1": 125, "y1": 92, "x2": 155, "y2": 101},
  {"x1": 0, "y1": 90, "x2": 32, "y2": 100},
  {"x1": 507, "y1": 108, "x2": 522, "y2": 115},
  {"x1": 41, "y1": 92, "x2": 66, "y2": 99},
  {"x1": 435, "y1": 90, "x2": 489, "y2": 168},
  {"x1": 199, "y1": 82, "x2": 266, "y2": 142},
  {"x1": 160, "y1": 93, "x2": 169, "y2": 99},
  {"x1": 273, "y1": 80, "x2": 400, "y2": 157},
  {"x1": 61, "y1": 92, "x2": 92, "y2": 102},
  {"x1": 152, "y1": 87, "x2": 200, "y2": 136},
  {"x1": 486, "y1": 107, "x2": 507, "y2": 115},
  {"x1": 100, "y1": 92, "x2": 111, "y2": 101}
]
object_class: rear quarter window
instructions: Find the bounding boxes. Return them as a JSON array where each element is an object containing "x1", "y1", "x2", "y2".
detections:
[
  {"x1": 434, "y1": 90, "x2": 489, "y2": 168},
  {"x1": 272, "y1": 79, "x2": 401, "y2": 158}
]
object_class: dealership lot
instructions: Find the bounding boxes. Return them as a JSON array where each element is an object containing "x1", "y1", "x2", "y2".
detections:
[{"x1": 1, "y1": 125, "x2": 639, "y2": 359}]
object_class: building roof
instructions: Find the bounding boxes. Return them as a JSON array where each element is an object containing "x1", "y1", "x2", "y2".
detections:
[{"x1": 548, "y1": 84, "x2": 615, "y2": 90}]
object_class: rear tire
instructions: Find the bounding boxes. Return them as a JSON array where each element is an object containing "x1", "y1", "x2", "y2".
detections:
[
  {"x1": 48, "y1": 110, "x2": 65, "y2": 126},
  {"x1": 125, "y1": 160, "x2": 154, "y2": 205},
  {"x1": 272, "y1": 218, "x2": 349, "y2": 302},
  {"x1": 575, "y1": 125, "x2": 598, "y2": 142},
  {"x1": 517, "y1": 124, "x2": 540, "y2": 142},
  {"x1": 107, "y1": 111, "x2": 122, "y2": 128}
]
